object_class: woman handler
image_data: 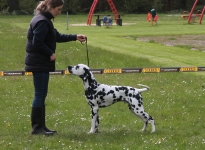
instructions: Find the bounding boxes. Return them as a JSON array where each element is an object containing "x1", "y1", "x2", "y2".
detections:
[{"x1": 25, "y1": 0, "x2": 86, "y2": 135}]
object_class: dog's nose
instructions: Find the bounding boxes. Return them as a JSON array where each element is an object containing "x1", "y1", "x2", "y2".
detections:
[{"x1": 68, "y1": 66, "x2": 72, "y2": 73}]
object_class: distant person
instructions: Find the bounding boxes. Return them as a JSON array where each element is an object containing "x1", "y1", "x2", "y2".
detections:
[
  {"x1": 25, "y1": 0, "x2": 86, "y2": 135},
  {"x1": 103, "y1": 16, "x2": 108, "y2": 26},
  {"x1": 150, "y1": 8, "x2": 157, "y2": 25},
  {"x1": 108, "y1": 16, "x2": 113, "y2": 26},
  {"x1": 103, "y1": 16, "x2": 112, "y2": 27}
]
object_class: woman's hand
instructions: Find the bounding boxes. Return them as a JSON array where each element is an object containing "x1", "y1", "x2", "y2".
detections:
[
  {"x1": 77, "y1": 34, "x2": 86, "y2": 42},
  {"x1": 50, "y1": 53, "x2": 56, "y2": 61}
]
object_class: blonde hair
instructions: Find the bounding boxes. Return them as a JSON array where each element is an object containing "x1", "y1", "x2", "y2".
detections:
[{"x1": 35, "y1": 0, "x2": 64, "y2": 14}]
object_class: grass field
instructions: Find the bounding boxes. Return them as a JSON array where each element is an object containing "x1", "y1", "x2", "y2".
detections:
[{"x1": 0, "y1": 14, "x2": 205, "y2": 150}]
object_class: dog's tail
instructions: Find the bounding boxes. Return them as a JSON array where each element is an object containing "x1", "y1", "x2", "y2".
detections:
[{"x1": 137, "y1": 84, "x2": 150, "y2": 92}]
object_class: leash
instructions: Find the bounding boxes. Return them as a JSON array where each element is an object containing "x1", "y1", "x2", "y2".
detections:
[{"x1": 81, "y1": 37, "x2": 89, "y2": 67}]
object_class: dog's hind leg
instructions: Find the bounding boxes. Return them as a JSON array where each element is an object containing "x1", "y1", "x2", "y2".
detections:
[
  {"x1": 148, "y1": 116, "x2": 155, "y2": 133},
  {"x1": 141, "y1": 120, "x2": 148, "y2": 132},
  {"x1": 139, "y1": 112, "x2": 155, "y2": 133},
  {"x1": 129, "y1": 106, "x2": 155, "y2": 133}
]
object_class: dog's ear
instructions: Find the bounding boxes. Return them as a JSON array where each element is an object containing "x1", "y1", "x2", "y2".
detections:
[{"x1": 81, "y1": 68, "x2": 90, "y2": 81}]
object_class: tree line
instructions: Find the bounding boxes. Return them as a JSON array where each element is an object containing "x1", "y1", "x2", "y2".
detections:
[{"x1": 0, "y1": 0, "x2": 205, "y2": 15}]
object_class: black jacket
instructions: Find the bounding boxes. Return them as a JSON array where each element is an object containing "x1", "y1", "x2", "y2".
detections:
[{"x1": 25, "y1": 12, "x2": 77, "y2": 72}]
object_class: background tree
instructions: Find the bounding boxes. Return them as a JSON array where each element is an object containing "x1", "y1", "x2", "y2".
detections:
[
  {"x1": 18, "y1": 0, "x2": 37, "y2": 14},
  {"x1": 153, "y1": 0, "x2": 163, "y2": 13},
  {"x1": 62, "y1": 0, "x2": 81, "y2": 14},
  {"x1": 8, "y1": 0, "x2": 19, "y2": 12},
  {"x1": 1, "y1": 0, "x2": 205, "y2": 14},
  {"x1": 0, "y1": 0, "x2": 7, "y2": 10}
]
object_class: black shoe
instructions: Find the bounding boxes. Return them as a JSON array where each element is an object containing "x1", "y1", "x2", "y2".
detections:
[
  {"x1": 42, "y1": 105, "x2": 57, "y2": 133},
  {"x1": 31, "y1": 126, "x2": 54, "y2": 135},
  {"x1": 43, "y1": 126, "x2": 57, "y2": 133},
  {"x1": 31, "y1": 107, "x2": 54, "y2": 136}
]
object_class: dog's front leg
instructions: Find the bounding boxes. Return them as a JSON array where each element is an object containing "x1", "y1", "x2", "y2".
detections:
[{"x1": 88, "y1": 106, "x2": 99, "y2": 134}]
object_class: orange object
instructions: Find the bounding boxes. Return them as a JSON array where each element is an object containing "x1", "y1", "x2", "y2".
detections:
[
  {"x1": 181, "y1": 0, "x2": 205, "y2": 24},
  {"x1": 146, "y1": 12, "x2": 158, "y2": 22},
  {"x1": 87, "y1": 0, "x2": 98, "y2": 25},
  {"x1": 87, "y1": 0, "x2": 119, "y2": 25},
  {"x1": 188, "y1": 0, "x2": 198, "y2": 23},
  {"x1": 146, "y1": 12, "x2": 152, "y2": 22}
]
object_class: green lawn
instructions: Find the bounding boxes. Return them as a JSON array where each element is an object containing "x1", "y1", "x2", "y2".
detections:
[{"x1": 0, "y1": 14, "x2": 205, "y2": 150}]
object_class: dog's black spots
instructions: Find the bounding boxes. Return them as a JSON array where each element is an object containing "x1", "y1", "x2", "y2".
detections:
[
  {"x1": 96, "y1": 91, "x2": 106, "y2": 96},
  {"x1": 97, "y1": 101, "x2": 101, "y2": 105},
  {"x1": 134, "y1": 94, "x2": 141, "y2": 100},
  {"x1": 107, "y1": 90, "x2": 115, "y2": 95},
  {"x1": 124, "y1": 88, "x2": 129, "y2": 96},
  {"x1": 86, "y1": 94, "x2": 94, "y2": 100},
  {"x1": 114, "y1": 98, "x2": 121, "y2": 103},
  {"x1": 119, "y1": 87, "x2": 129, "y2": 96},
  {"x1": 91, "y1": 110, "x2": 96, "y2": 118},
  {"x1": 85, "y1": 89, "x2": 94, "y2": 100},
  {"x1": 89, "y1": 101, "x2": 95, "y2": 107},
  {"x1": 131, "y1": 104, "x2": 135, "y2": 108},
  {"x1": 93, "y1": 85, "x2": 98, "y2": 89},
  {"x1": 148, "y1": 116, "x2": 154, "y2": 121},
  {"x1": 91, "y1": 84, "x2": 96, "y2": 88},
  {"x1": 76, "y1": 65, "x2": 80, "y2": 70},
  {"x1": 99, "y1": 105, "x2": 107, "y2": 108},
  {"x1": 115, "y1": 87, "x2": 119, "y2": 91},
  {"x1": 138, "y1": 104, "x2": 142, "y2": 107},
  {"x1": 129, "y1": 93, "x2": 132, "y2": 97},
  {"x1": 100, "y1": 96, "x2": 105, "y2": 100},
  {"x1": 94, "y1": 95, "x2": 98, "y2": 99},
  {"x1": 92, "y1": 90, "x2": 97, "y2": 95}
]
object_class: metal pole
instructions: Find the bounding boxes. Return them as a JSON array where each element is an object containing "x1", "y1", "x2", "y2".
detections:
[{"x1": 66, "y1": 11, "x2": 68, "y2": 30}]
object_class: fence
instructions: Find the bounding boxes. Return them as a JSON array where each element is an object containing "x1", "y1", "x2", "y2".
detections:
[{"x1": 0, "y1": 66, "x2": 205, "y2": 76}]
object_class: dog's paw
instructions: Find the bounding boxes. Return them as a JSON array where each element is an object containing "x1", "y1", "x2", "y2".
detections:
[
  {"x1": 151, "y1": 129, "x2": 156, "y2": 133},
  {"x1": 88, "y1": 131, "x2": 94, "y2": 134},
  {"x1": 88, "y1": 130, "x2": 95, "y2": 134},
  {"x1": 140, "y1": 129, "x2": 146, "y2": 132},
  {"x1": 88, "y1": 129, "x2": 100, "y2": 134}
]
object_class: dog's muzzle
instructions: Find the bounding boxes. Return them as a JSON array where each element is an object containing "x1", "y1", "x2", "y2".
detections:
[{"x1": 68, "y1": 66, "x2": 73, "y2": 73}]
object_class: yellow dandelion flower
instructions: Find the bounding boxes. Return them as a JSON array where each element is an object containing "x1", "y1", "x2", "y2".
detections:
[{"x1": 6, "y1": 123, "x2": 10, "y2": 127}]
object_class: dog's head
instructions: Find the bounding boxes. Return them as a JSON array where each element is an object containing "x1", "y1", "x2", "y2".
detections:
[{"x1": 68, "y1": 64, "x2": 94, "y2": 81}]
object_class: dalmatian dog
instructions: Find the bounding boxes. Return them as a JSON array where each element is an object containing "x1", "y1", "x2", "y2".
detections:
[{"x1": 68, "y1": 64, "x2": 156, "y2": 134}]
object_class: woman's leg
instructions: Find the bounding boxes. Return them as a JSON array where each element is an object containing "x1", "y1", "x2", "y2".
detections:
[
  {"x1": 32, "y1": 72, "x2": 49, "y2": 107},
  {"x1": 31, "y1": 72, "x2": 53, "y2": 135}
]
